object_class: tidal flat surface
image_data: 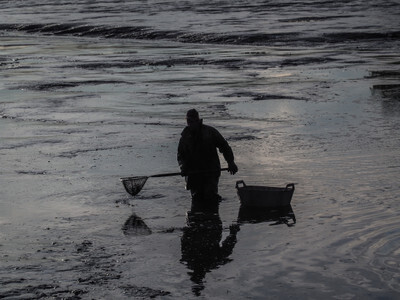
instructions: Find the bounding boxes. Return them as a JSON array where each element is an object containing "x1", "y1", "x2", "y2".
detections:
[{"x1": 1, "y1": 1, "x2": 400, "y2": 299}]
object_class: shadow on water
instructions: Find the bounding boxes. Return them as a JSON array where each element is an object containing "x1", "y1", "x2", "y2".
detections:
[
  {"x1": 180, "y1": 200, "x2": 296, "y2": 296},
  {"x1": 120, "y1": 203, "x2": 295, "y2": 296},
  {"x1": 237, "y1": 205, "x2": 296, "y2": 227},
  {"x1": 180, "y1": 207, "x2": 239, "y2": 296},
  {"x1": 122, "y1": 213, "x2": 152, "y2": 236},
  {"x1": 120, "y1": 203, "x2": 235, "y2": 296}
]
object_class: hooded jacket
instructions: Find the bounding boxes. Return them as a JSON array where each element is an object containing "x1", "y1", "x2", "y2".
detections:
[{"x1": 177, "y1": 121, "x2": 234, "y2": 178}]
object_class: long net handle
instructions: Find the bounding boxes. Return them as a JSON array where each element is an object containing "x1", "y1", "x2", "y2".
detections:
[
  {"x1": 121, "y1": 167, "x2": 230, "y2": 181},
  {"x1": 149, "y1": 172, "x2": 182, "y2": 178},
  {"x1": 121, "y1": 168, "x2": 231, "y2": 196},
  {"x1": 149, "y1": 167, "x2": 229, "y2": 178}
]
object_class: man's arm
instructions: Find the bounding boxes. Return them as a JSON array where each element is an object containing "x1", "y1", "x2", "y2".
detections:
[
  {"x1": 177, "y1": 136, "x2": 186, "y2": 175},
  {"x1": 213, "y1": 129, "x2": 238, "y2": 175}
]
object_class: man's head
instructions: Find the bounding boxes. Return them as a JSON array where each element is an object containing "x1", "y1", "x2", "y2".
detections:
[{"x1": 186, "y1": 109, "x2": 201, "y2": 129}]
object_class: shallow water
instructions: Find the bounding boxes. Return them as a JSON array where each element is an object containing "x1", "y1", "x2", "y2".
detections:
[{"x1": 1, "y1": 1, "x2": 400, "y2": 299}]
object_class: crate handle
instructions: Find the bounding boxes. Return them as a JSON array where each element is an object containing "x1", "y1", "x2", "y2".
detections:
[
  {"x1": 285, "y1": 183, "x2": 295, "y2": 191},
  {"x1": 235, "y1": 180, "x2": 246, "y2": 189}
]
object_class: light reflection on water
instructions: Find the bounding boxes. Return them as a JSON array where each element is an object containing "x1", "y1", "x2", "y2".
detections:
[{"x1": 1, "y1": 3, "x2": 400, "y2": 297}]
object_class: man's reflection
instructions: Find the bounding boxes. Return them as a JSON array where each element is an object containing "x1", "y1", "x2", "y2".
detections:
[{"x1": 180, "y1": 201, "x2": 239, "y2": 296}]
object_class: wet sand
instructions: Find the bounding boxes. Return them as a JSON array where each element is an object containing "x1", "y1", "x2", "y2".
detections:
[{"x1": 1, "y1": 8, "x2": 400, "y2": 299}]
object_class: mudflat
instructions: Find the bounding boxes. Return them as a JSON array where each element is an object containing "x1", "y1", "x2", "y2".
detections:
[{"x1": 1, "y1": 1, "x2": 400, "y2": 298}]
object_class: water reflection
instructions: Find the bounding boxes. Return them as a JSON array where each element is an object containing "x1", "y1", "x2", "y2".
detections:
[
  {"x1": 371, "y1": 84, "x2": 400, "y2": 116},
  {"x1": 180, "y1": 203, "x2": 239, "y2": 296},
  {"x1": 180, "y1": 201, "x2": 296, "y2": 295},
  {"x1": 237, "y1": 205, "x2": 296, "y2": 227}
]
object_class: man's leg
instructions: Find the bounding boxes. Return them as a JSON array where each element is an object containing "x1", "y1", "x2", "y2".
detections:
[
  {"x1": 189, "y1": 175, "x2": 220, "y2": 213},
  {"x1": 189, "y1": 175, "x2": 203, "y2": 212},
  {"x1": 201, "y1": 176, "x2": 220, "y2": 213},
  {"x1": 203, "y1": 176, "x2": 220, "y2": 202}
]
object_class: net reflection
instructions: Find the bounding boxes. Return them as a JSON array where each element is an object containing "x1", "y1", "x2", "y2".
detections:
[{"x1": 122, "y1": 213, "x2": 152, "y2": 236}]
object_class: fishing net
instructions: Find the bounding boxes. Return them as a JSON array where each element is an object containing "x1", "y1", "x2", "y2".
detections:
[
  {"x1": 121, "y1": 176, "x2": 148, "y2": 196},
  {"x1": 121, "y1": 168, "x2": 227, "y2": 196}
]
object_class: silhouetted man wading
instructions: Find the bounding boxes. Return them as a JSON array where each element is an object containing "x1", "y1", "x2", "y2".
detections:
[{"x1": 177, "y1": 109, "x2": 238, "y2": 212}]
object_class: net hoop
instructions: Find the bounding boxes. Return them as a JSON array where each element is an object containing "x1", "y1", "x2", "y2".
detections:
[{"x1": 121, "y1": 176, "x2": 148, "y2": 196}]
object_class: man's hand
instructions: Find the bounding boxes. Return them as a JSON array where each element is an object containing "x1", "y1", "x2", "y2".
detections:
[
  {"x1": 180, "y1": 164, "x2": 188, "y2": 176},
  {"x1": 228, "y1": 162, "x2": 238, "y2": 175}
]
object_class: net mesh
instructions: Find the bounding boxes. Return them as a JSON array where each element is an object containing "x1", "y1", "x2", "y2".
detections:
[{"x1": 121, "y1": 176, "x2": 148, "y2": 196}]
